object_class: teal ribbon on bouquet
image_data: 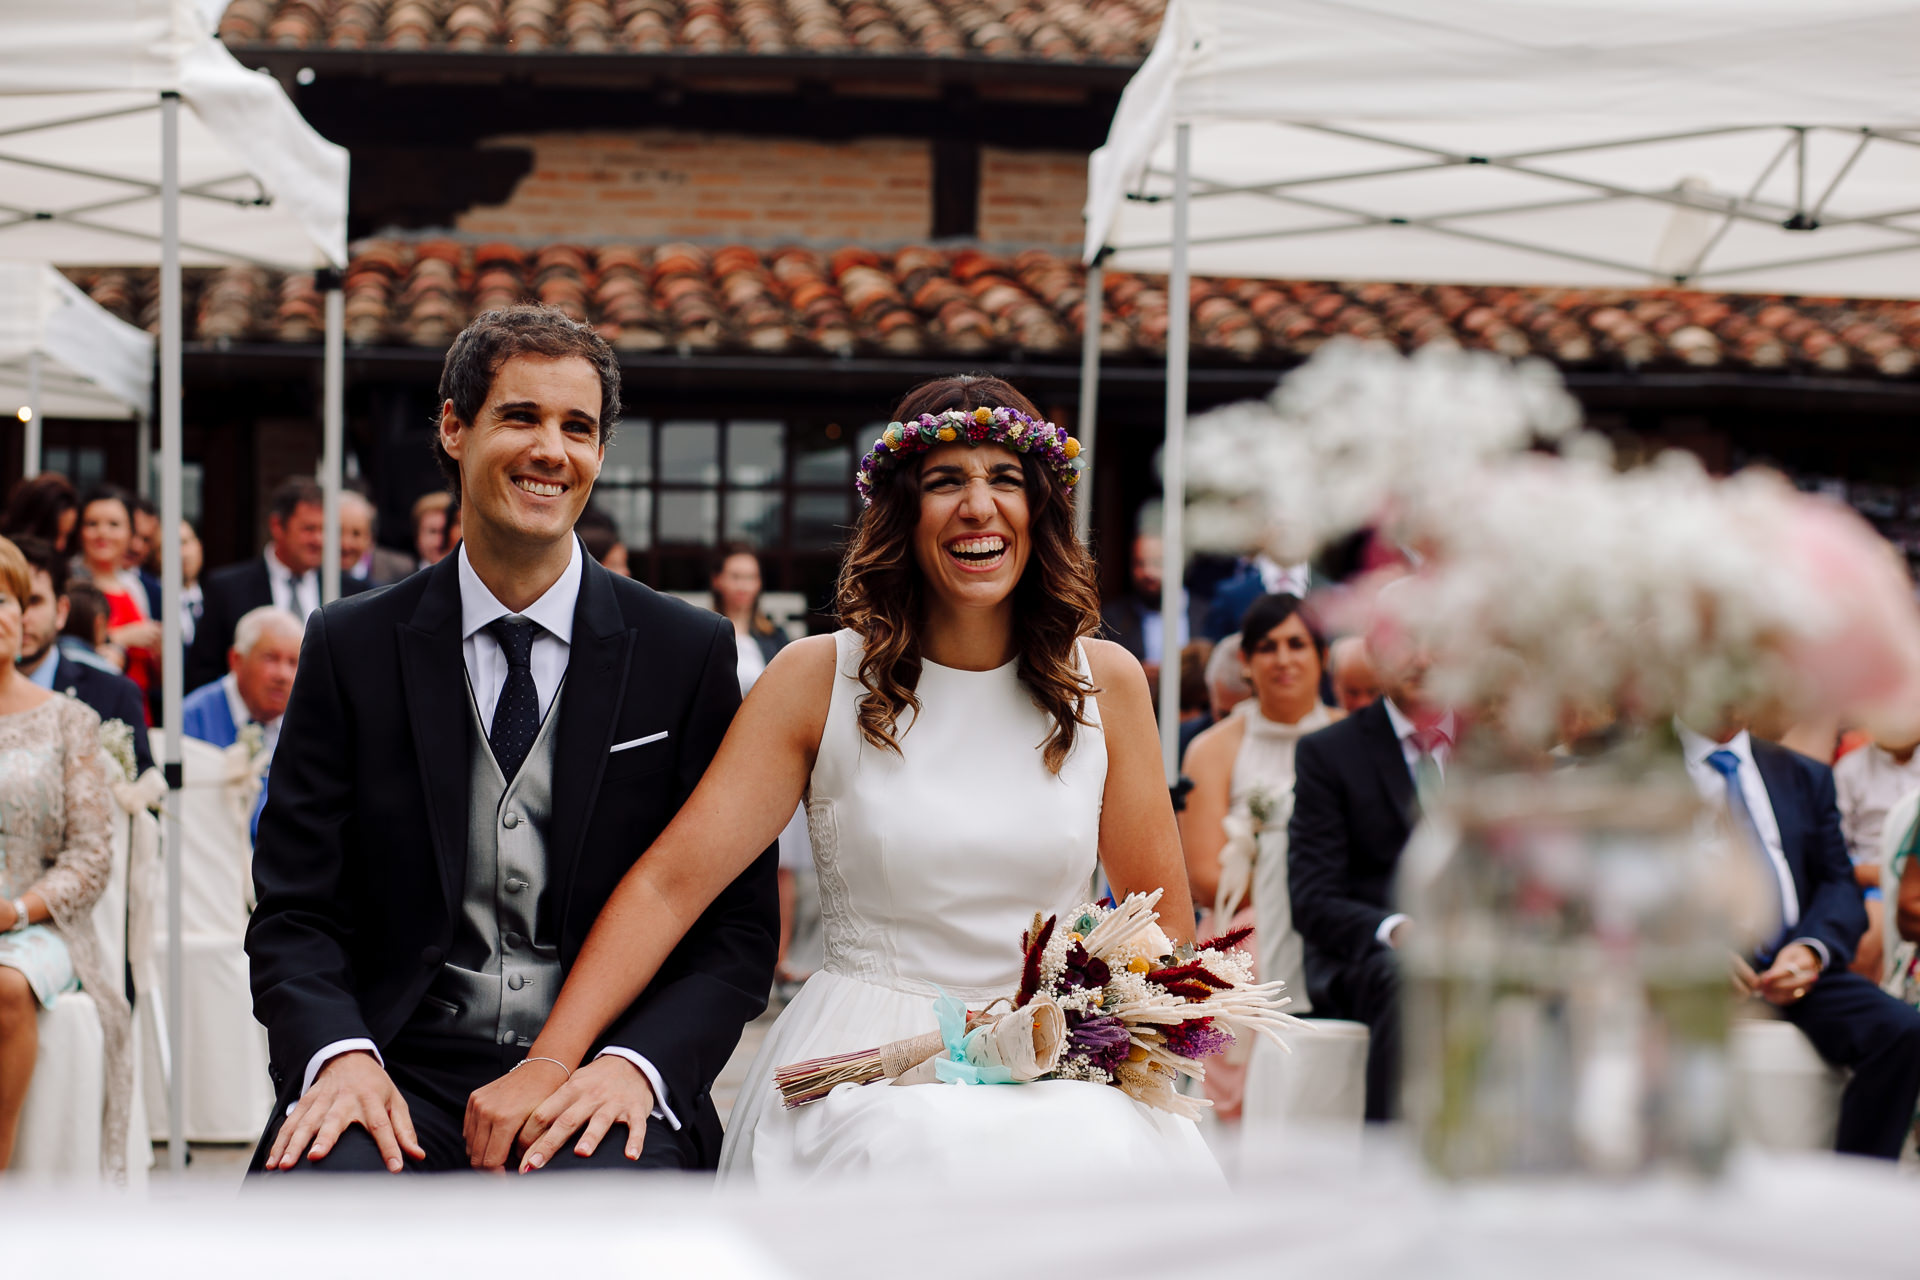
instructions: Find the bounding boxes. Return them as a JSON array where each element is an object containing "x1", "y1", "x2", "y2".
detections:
[{"x1": 930, "y1": 988, "x2": 1017, "y2": 1087}]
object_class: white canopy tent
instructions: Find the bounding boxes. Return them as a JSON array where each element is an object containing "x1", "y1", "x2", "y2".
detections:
[
  {"x1": 0, "y1": 261, "x2": 154, "y2": 472},
  {"x1": 0, "y1": 0, "x2": 348, "y2": 1173},
  {"x1": 1080, "y1": 0, "x2": 1920, "y2": 775}
]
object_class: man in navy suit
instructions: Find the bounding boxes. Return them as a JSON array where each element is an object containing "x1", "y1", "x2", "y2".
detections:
[
  {"x1": 13, "y1": 535, "x2": 153, "y2": 775},
  {"x1": 1679, "y1": 720, "x2": 1920, "y2": 1159}
]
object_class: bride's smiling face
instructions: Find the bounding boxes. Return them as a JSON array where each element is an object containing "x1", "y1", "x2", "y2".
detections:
[{"x1": 912, "y1": 443, "x2": 1032, "y2": 610}]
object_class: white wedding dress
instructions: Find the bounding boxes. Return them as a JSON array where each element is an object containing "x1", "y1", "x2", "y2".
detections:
[{"x1": 719, "y1": 630, "x2": 1218, "y2": 1182}]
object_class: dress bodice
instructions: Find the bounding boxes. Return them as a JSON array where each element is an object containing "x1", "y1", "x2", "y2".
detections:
[{"x1": 807, "y1": 630, "x2": 1106, "y2": 999}]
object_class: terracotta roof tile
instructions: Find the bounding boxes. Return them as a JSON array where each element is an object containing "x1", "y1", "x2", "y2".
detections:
[
  {"x1": 63, "y1": 243, "x2": 1920, "y2": 379},
  {"x1": 218, "y1": 0, "x2": 1166, "y2": 61}
]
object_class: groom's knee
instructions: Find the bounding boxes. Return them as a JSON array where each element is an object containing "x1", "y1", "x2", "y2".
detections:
[
  {"x1": 534, "y1": 1117, "x2": 693, "y2": 1173},
  {"x1": 255, "y1": 1123, "x2": 396, "y2": 1176}
]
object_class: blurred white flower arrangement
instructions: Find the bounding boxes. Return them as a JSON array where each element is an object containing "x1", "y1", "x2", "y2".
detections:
[{"x1": 1189, "y1": 338, "x2": 1920, "y2": 748}]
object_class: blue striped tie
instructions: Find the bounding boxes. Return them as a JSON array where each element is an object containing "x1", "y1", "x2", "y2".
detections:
[{"x1": 1706, "y1": 748, "x2": 1786, "y2": 958}]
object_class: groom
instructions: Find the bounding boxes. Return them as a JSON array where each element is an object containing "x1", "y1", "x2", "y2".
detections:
[{"x1": 246, "y1": 306, "x2": 778, "y2": 1174}]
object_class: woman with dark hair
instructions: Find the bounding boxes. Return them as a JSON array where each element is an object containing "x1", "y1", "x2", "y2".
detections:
[
  {"x1": 73, "y1": 485, "x2": 159, "y2": 714},
  {"x1": 2, "y1": 473, "x2": 79, "y2": 554},
  {"x1": 1178, "y1": 593, "x2": 1340, "y2": 1119},
  {"x1": 710, "y1": 541, "x2": 789, "y2": 691},
  {"x1": 467, "y1": 374, "x2": 1214, "y2": 1181}
]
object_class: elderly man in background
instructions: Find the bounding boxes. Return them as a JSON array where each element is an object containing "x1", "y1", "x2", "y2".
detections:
[
  {"x1": 341, "y1": 490, "x2": 417, "y2": 587},
  {"x1": 1328, "y1": 635, "x2": 1382, "y2": 713},
  {"x1": 181, "y1": 606, "x2": 303, "y2": 762}
]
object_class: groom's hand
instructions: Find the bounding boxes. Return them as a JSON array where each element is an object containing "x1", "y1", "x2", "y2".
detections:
[
  {"x1": 514, "y1": 1055, "x2": 655, "y2": 1173},
  {"x1": 268, "y1": 1050, "x2": 425, "y2": 1172}
]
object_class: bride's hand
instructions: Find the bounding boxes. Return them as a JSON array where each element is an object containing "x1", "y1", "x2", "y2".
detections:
[
  {"x1": 464, "y1": 1058, "x2": 569, "y2": 1170},
  {"x1": 515, "y1": 1055, "x2": 655, "y2": 1173}
]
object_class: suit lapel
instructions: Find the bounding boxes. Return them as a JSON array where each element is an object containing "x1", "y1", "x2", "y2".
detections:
[
  {"x1": 549, "y1": 556, "x2": 634, "y2": 923},
  {"x1": 1362, "y1": 700, "x2": 1418, "y2": 833},
  {"x1": 1749, "y1": 742, "x2": 1806, "y2": 900},
  {"x1": 398, "y1": 557, "x2": 471, "y2": 911}
]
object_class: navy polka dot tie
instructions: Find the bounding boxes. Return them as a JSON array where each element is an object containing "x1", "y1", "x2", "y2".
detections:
[{"x1": 487, "y1": 616, "x2": 542, "y2": 782}]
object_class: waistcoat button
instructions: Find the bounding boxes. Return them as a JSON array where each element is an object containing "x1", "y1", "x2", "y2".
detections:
[
  {"x1": 502, "y1": 811, "x2": 520, "y2": 830},
  {"x1": 503, "y1": 931, "x2": 525, "y2": 949},
  {"x1": 508, "y1": 974, "x2": 526, "y2": 991},
  {"x1": 419, "y1": 945, "x2": 442, "y2": 966},
  {"x1": 505, "y1": 878, "x2": 528, "y2": 893}
]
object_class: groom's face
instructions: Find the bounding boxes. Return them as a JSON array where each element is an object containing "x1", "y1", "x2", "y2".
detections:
[{"x1": 441, "y1": 354, "x2": 604, "y2": 552}]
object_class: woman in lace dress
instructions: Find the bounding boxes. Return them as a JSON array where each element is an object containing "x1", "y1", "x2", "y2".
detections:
[
  {"x1": 1179, "y1": 593, "x2": 1338, "y2": 1117},
  {"x1": 0, "y1": 535, "x2": 128, "y2": 1177},
  {"x1": 467, "y1": 375, "x2": 1218, "y2": 1181}
]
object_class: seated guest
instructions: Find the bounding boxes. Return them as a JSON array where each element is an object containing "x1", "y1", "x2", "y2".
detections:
[
  {"x1": 74, "y1": 486, "x2": 159, "y2": 718},
  {"x1": 1, "y1": 472, "x2": 79, "y2": 555},
  {"x1": 1202, "y1": 551, "x2": 1322, "y2": 642},
  {"x1": 1176, "y1": 639, "x2": 1214, "y2": 741},
  {"x1": 1834, "y1": 726, "x2": 1920, "y2": 980},
  {"x1": 576, "y1": 507, "x2": 630, "y2": 578},
  {"x1": 13, "y1": 537, "x2": 153, "y2": 776},
  {"x1": 341, "y1": 489, "x2": 415, "y2": 587},
  {"x1": 179, "y1": 519, "x2": 204, "y2": 651},
  {"x1": 186, "y1": 477, "x2": 369, "y2": 693},
  {"x1": 410, "y1": 490, "x2": 452, "y2": 569},
  {"x1": 1180, "y1": 594, "x2": 1339, "y2": 1118},
  {"x1": 181, "y1": 606, "x2": 302, "y2": 761},
  {"x1": 1328, "y1": 634, "x2": 1381, "y2": 713},
  {"x1": 59, "y1": 581, "x2": 117, "y2": 674},
  {"x1": 1681, "y1": 717, "x2": 1920, "y2": 1159},
  {"x1": 1289, "y1": 632, "x2": 1452, "y2": 1121},
  {"x1": 0, "y1": 535, "x2": 128, "y2": 1176},
  {"x1": 1101, "y1": 531, "x2": 1199, "y2": 691}
]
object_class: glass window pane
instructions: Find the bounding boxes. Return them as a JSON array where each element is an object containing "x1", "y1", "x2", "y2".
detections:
[
  {"x1": 725, "y1": 490, "x2": 784, "y2": 548},
  {"x1": 728, "y1": 420, "x2": 785, "y2": 487},
  {"x1": 659, "y1": 489, "x2": 717, "y2": 545},
  {"x1": 603, "y1": 420, "x2": 652, "y2": 485},
  {"x1": 794, "y1": 491, "x2": 852, "y2": 551},
  {"x1": 795, "y1": 420, "x2": 859, "y2": 486},
  {"x1": 593, "y1": 486, "x2": 651, "y2": 552},
  {"x1": 660, "y1": 420, "x2": 719, "y2": 484}
]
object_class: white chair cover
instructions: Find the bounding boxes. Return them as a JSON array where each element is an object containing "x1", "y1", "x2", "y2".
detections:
[
  {"x1": 142, "y1": 731, "x2": 274, "y2": 1143},
  {"x1": 1730, "y1": 1016, "x2": 1847, "y2": 1151},
  {"x1": 1242, "y1": 1017, "x2": 1370, "y2": 1129}
]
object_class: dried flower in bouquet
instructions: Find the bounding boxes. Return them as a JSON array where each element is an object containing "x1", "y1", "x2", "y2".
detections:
[{"x1": 774, "y1": 891, "x2": 1300, "y2": 1118}]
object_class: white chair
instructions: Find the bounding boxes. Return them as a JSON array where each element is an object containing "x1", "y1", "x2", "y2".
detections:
[
  {"x1": 1242, "y1": 1018, "x2": 1370, "y2": 1129},
  {"x1": 1730, "y1": 1016, "x2": 1846, "y2": 1151},
  {"x1": 141, "y1": 731, "x2": 275, "y2": 1143}
]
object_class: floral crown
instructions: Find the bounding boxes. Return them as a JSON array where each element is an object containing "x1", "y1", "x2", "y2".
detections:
[{"x1": 856, "y1": 406, "x2": 1085, "y2": 507}]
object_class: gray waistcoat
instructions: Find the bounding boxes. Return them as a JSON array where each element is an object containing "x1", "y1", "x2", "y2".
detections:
[{"x1": 409, "y1": 681, "x2": 566, "y2": 1048}]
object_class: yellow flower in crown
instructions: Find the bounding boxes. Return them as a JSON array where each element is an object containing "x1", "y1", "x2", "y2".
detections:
[
  {"x1": 1063, "y1": 438, "x2": 1081, "y2": 459},
  {"x1": 973, "y1": 406, "x2": 994, "y2": 425},
  {"x1": 1007, "y1": 422, "x2": 1025, "y2": 438},
  {"x1": 937, "y1": 425, "x2": 957, "y2": 441},
  {"x1": 883, "y1": 424, "x2": 904, "y2": 448}
]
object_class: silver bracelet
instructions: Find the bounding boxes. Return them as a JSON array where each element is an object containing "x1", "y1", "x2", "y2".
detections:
[
  {"x1": 511, "y1": 1055, "x2": 571, "y2": 1080},
  {"x1": 8, "y1": 898, "x2": 29, "y2": 933}
]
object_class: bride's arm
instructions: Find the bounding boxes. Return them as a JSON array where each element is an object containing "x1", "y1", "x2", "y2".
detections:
[
  {"x1": 531, "y1": 634, "x2": 838, "y2": 1068},
  {"x1": 1085, "y1": 639, "x2": 1197, "y2": 945}
]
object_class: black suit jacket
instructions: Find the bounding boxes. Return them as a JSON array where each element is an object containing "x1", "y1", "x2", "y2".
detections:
[
  {"x1": 1098, "y1": 593, "x2": 1205, "y2": 664},
  {"x1": 245, "y1": 551, "x2": 779, "y2": 1166},
  {"x1": 1750, "y1": 739, "x2": 1868, "y2": 970},
  {"x1": 48, "y1": 652, "x2": 154, "y2": 775},
  {"x1": 1287, "y1": 700, "x2": 1417, "y2": 970},
  {"x1": 186, "y1": 557, "x2": 369, "y2": 692}
]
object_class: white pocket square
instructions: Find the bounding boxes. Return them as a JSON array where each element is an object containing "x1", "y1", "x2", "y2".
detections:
[{"x1": 610, "y1": 731, "x2": 669, "y2": 754}]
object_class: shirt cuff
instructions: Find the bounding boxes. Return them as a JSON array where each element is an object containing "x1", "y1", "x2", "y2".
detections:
[
  {"x1": 594, "y1": 1048, "x2": 681, "y2": 1132},
  {"x1": 1376, "y1": 913, "x2": 1409, "y2": 947},
  {"x1": 290, "y1": 1038, "x2": 382, "y2": 1116},
  {"x1": 1787, "y1": 938, "x2": 1833, "y2": 972}
]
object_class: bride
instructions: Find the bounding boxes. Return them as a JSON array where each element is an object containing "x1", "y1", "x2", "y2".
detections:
[{"x1": 470, "y1": 374, "x2": 1216, "y2": 1181}]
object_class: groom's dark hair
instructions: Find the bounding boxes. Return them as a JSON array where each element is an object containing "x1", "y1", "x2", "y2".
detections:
[{"x1": 433, "y1": 304, "x2": 622, "y2": 498}]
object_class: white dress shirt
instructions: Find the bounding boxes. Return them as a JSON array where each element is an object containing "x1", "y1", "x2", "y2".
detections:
[
  {"x1": 300, "y1": 537, "x2": 678, "y2": 1128},
  {"x1": 221, "y1": 672, "x2": 282, "y2": 760},
  {"x1": 1833, "y1": 743, "x2": 1920, "y2": 868},
  {"x1": 265, "y1": 547, "x2": 320, "y2": 622},
  {"x1": 1255, "y1": 553, "x2": 1313, "y2": 599},
  {"x1": 1675, "y1": 723, "x2": 1829, "y2": 970},
  {"x1": 1375, "y1": 699, "x2": 1455, "y2": 947}
]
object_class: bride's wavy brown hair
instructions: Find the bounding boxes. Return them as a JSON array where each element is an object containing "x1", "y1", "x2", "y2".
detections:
[{"x1": 836, "y1": 374, "x2": 1102, "y2": 773}]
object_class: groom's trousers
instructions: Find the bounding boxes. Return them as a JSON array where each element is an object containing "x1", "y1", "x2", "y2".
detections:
[{"x1": 262, "y1": 1033, "x2": 697, "y2": 1175}]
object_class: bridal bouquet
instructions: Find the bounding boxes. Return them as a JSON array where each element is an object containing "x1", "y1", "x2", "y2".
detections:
[{"x1": 774, "y1": 891, "x2": 1300, "y2": 1119}]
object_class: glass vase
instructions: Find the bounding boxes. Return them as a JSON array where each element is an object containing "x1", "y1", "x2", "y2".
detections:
[{"x1": 1398, "y1": 743, "x2": 1757, "y2": 1179}]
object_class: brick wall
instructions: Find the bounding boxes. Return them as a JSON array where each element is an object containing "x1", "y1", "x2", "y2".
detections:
[
  {"x1": 455, "y1": 131, "x2": 933, "y2": 242},
  {"x1": 979, "y1": 148, "x2": 1087, "y2": 249}
]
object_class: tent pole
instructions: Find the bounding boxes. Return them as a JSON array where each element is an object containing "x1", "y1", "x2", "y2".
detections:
[
  {"x1": 1074, "y1": 258, "x2": 1104, "y2": 546},
  {"x1": 21, "y1": 349, "x2": 40, "y2": 478},
  {"x1": 1158, "y1": 122, "x2": 1190, "y2": 785},
  {"x1": 320, "y1": 277, "x2": 343, "y2": 603},
  {"x1": 135, "y1": 411, "x2": 152, "y2": 501},
  {"x1": 159, "y1": 89, "x2": 186, "y2": 1175}
]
